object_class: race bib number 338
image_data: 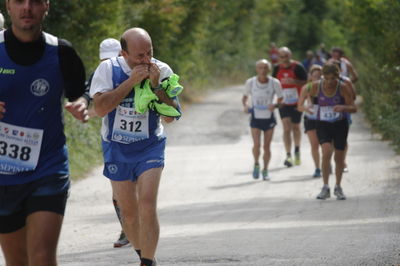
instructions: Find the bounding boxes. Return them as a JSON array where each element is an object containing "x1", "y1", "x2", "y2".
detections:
[{"x1": 0, "y1": 122, "x2": 43, "y2": 175}]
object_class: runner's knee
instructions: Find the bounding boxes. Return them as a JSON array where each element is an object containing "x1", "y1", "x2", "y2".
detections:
[{"x1": 29, "y1": 246, "x2": 56, "y2": 266}]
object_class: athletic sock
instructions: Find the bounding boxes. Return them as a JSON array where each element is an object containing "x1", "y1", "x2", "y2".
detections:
[
  {"x1": 141, "y1": 258, "x2": 153, "y2": 266},
  {"x1": 294, "y1": 146, "x2": 300, "y2": 153},
  {"x1": 135, "y1": 249, "x2": 141, "y2": 258},
  {"x1": 286, "y1": 152, "x2": 291, "y2": 157},
  {"x1": 323, "y1": 184, "x2": 329, "y2": 189}
]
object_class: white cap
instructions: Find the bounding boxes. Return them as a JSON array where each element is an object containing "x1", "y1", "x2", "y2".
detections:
[
  {"x1": 99, "y1": 38, "x2": 121, "y2": 60},
  {"x1": 0, "y1": 12, "x2": 4, "y2": 29}
]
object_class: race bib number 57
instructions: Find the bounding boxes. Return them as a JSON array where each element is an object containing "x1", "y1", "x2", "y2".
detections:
[{"x1": 0, "y1": 122, "x2": 43, "y2": 174}]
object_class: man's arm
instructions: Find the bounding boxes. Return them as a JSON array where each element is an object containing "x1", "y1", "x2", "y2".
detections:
[
  {"x1": 58, "y1": 39, "x2": 89, "y2": 122},
  {"x1": 334, "y1": 83, "x2": 357, "y2": 113},
  {"x1": 297, "y1": 83, "x2": 310, "y2": 113},
  {"x1": 347, "y1": 62, "x2": 358, "y2": 83},
  {"x1": 293, "y1": 63, "x2": 308, "y2": 87},
  {"x1": 93, "y1": 64, "x2": 149, "y2": 117},
  {"x1": 242, "y1": 95, "x2": 250, "y2": 113}
]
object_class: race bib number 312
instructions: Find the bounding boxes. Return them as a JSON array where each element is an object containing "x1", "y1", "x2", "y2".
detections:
[
  {"x1": 112, "y1": 105, "x2": 149, "y2": 144},
  {"x1": 0, "y1": 122, "x2": 43, "y2": 175}
]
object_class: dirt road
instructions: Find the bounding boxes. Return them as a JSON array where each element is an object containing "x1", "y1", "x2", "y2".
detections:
[{"x1": 5, "y1": 84, "x2": 399, "y2": 266}]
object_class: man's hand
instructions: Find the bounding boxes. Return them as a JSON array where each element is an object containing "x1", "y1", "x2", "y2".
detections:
[
  {"x1": 65, "y1": 98, "x2": 89, "y2": 123},
  {"x1": 0, "y1": 102, "x2": 6, "y2": 120},
  {"x1": 131, "y1": 64, "x2": 150, "y2": 85},
  {"x1": 268, "y1": 104, "x2": 276, "y2": 112},
  {"x1": 149, "y1": 63, "x2": 161, "y2": 88}
]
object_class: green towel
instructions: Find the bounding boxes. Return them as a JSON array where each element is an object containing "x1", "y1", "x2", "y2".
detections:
[
  {"x1": 161, "y1": 74, "x2": 183, "y2": 98},
  {"x1": 133, "y1": 79, "x2": 158, "y2": 114},
  {"x1": 149, "y1": 101, "x2": 181, "y2": 117}
]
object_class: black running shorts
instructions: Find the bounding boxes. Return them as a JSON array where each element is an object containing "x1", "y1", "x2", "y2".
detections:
[
  {"x1": 0, "y1": 174, "x2": 70, "y2": 233},
  {"x1": 304, "y1": 116, "x2": 317, "y2": 132},
  {"x1": 316, "y1": 119, "x2": 349, "y2": 150},
  {"x1": 279, "y1": 105, "x2": 302, "y2": 124},
  {"x1": 250, "y1": 114, "x2": 277, "y2": 131}
]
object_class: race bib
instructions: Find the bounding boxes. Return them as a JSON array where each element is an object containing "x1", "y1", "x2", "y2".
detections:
[
  {"x1": 112, "y1": 105, "x2": 149, "y2": 144},
  {"x1": 283, "y1": 88, "x2": 298, "y2": 104},
  {"x1": 0, "y1": 122, "x2": 43, "y2": 174},
  {"x1": 319, "y1": 106, "x2": 341, "y2": 122},
  {"x1": 252, "y1": 89, "x2": 272, "y2": 119},
  {"x1": 306, "y1": 105, "x2": 318, "y2": 120},
  {"x1": 253, "y1": 100, "x2": 272, "y2": 119}
]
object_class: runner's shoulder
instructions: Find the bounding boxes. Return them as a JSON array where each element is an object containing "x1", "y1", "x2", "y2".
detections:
[
  {"x1": 57, "y1": 38, "x2": 82, "y2": 60},
  {"x1": 151, "y1": 58, "x2": 173, "y2": 78}
]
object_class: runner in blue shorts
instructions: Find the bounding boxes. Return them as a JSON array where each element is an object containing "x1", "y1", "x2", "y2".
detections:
[
  {"x1": 90, "y1": 28, "x2": 181, "y2": 266},
  {"x1": 242, "y1": 59, "x2": 283, "y2": 180},
  {"x1": 0, "y1": 0, "x2": 88, "y2": 265}
]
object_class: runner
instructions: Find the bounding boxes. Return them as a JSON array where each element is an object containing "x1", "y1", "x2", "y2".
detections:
[
  {"x1": 335, "y1": 58, "x2": 357, "y2": 173},
  {"x1": 242, "y1": 59, "x2": 283, "y2": 180},
  {"x1": 298, "y1": 64, "x2": 323, "y2": 178},
  {"x1": 0, "y1": 0, "x2": 88, "y2": 265},
  {"x1": 90, "y1": 27, "x2": 182, "y2": 266},
  {"x1": 272, "y1": 47, "x2": 308, "y2": 167},
  {"x1": 329, "y1": 47, "x2": 358, "y2": 83},
  {"x1": 268, "y1": 42, "x2": 279, "y2": 66},
  {"x1": 301, "y1": 50, "x2": 314, "y2": 72},
  {"x1": 302, "y1": 63, "x2": 357, "y2": 200}
]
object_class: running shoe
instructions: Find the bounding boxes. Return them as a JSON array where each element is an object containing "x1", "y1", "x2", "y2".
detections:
[
  {"x1": 334, "y1": 186, "x2": 346, "y2": 200},
  {"x1": 262, "y1": 169, "x2": 270, "y2": 181},
  {"x1": 253, "y1": 164, "x2": 260, "y2": 179},
  {"x1": 316, "y1": 186, "x2": 331, "y2": 200},
  {"x1": 294, "y1": 152, "x2": 301, "y2": 165},
  {"x1": 140, "y1": 258, "x2": 157, "y2": 266},
  {"x1": 284, "y1": 157, "x2": 293, "y2": 167},
  {"x1": 312, "y1": 168, "x2": 321, "y2": 178},
  {"x1": 113, "y1": 231, "x2": 129, "y2": 248}
]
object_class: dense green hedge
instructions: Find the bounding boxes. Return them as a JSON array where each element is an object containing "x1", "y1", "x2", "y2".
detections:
[{"x1": 1, "y1": 0, "x2": 398, "y2": 178}]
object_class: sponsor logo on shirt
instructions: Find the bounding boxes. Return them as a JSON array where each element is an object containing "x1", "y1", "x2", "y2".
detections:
[
  {"x1": 0, "y1": 67, "x2": 16, "y2": 75},
  {"x1": 31, "y1": 79, "x2": 50, "y2": 96}
]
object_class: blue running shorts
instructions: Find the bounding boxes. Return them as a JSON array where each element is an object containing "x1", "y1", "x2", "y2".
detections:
[{"x1": 103, "y1": 141, "x2": 165, "y2": 182}]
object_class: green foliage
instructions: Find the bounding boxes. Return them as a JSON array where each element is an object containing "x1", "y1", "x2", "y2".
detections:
[
  {"x1": 64, "y1": 112, "x2": 103, "y2": 180},
  {"x1": 1, "y1": 0, "x2": 399, "y2": 178}
]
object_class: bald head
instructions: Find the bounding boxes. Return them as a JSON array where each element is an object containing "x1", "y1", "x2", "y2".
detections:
[
  {"x1": 278, "y1": 46, "x2": 292, "y2": 65},
  {"x1": 256, "y1": 59, "x2": 271, "y2": 70},
  {"x1": 120, "y1": 27, "x2": 152, "y2": 52},
  {"x1": 279, "y1": 47, "x2": 292, "y2": 57},
  {"x1": 120, "y1": 27, "x2": 154, "y2": 68}
]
